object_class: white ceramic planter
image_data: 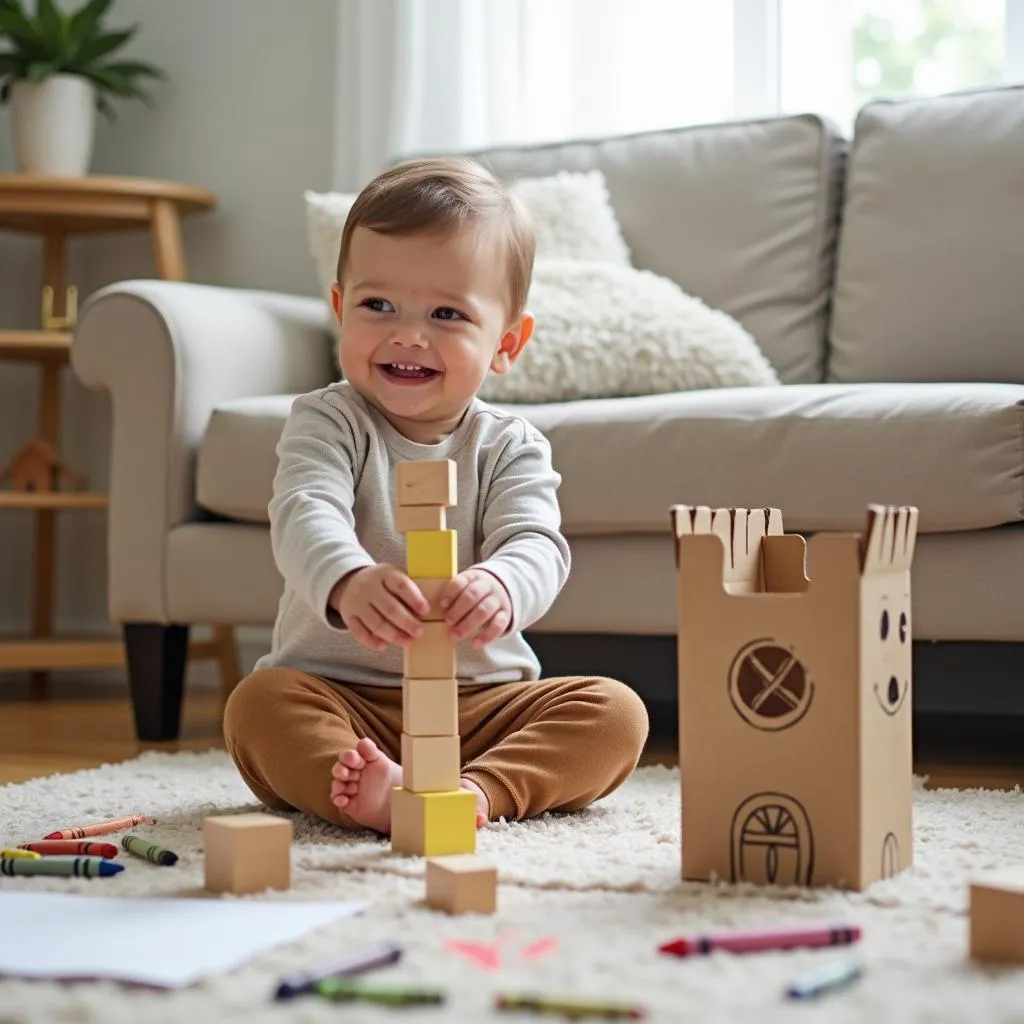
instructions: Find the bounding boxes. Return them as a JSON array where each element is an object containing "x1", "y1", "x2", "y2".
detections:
[{"x1": 11, "y1": 73, "x2": 96, "y2": 176}]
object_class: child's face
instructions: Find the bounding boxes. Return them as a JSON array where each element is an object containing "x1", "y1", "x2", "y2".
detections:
[{"x1": 332, "y1": 224, "x2": 533, "y2": 443}]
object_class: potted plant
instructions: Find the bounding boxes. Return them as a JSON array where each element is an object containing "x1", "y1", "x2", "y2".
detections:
[{"x1": 0, "y1": 0, "x2": 164, "y2": 176}]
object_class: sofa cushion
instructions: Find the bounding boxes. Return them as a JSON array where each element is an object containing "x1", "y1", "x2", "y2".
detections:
[
  {"x1": 196, "y1": 383, "x2": 1024, "y2": 535},
  {"x1": 469, "y1": 114, "x2": 846, "y2": 385},
  {"x1": 829, "y1": 85, "x2": 1024, "y2": 383}
]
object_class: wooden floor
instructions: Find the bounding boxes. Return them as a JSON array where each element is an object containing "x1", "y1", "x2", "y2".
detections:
[{"x1": 2, "y1": 678, "x2": 1023, "y2": 790}]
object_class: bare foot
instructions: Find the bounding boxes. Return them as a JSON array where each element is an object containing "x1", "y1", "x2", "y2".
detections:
[
  {"x1": 330, "y1": 738, "x2": 402, "y2": 834},
  {"x1": 461, "y1": 777, "x2": 490, "y2": 828}
]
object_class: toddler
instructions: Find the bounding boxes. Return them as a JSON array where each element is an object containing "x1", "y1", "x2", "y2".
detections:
[{"x1": 223, "y1": 156, "x2": 649, "y2": 834}]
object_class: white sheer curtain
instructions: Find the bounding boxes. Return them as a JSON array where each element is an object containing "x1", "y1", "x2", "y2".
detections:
[{"x1": 332, "y1": 0, "x2": 527, "y2": 191}]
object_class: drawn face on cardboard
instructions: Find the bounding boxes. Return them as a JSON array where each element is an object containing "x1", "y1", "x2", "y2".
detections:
[{"x1": 872, "y1": 589, "x2": 910, "y2": 715}]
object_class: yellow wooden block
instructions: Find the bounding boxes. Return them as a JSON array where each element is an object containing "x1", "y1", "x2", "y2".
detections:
[
  {"x1": 397, "y1": 460, "x2": 457, "y2": 507},
  {"x1": 407, "y1": 529, "x2": 457, "y2": 578},
  {"x1": 390, "y1": 788, "x2": 476, "y2": 856}
]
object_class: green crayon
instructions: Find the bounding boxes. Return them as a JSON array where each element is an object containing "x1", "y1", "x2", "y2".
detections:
[
  {"x1": 0, "y1": 855, "x2": 123, "y2": 878},
  {"x1": 121, "y1": 834, "x2": 178, "y2": 866},
  {"x1": 314, "y1": 978, "x2": 445, "y2": 1005}
]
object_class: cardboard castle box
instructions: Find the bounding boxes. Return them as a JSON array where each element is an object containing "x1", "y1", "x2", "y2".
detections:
[{"x1": 670, "y1": 503, "x2": 918, "y2": 892}]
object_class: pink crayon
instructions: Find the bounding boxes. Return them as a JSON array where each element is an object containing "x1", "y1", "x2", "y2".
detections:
[
  {"x1": 43, "y1": 814, "x2": 147, "y2": 840},
  {"x1": 659, "y1": 923, "x2": 861, "y2": 958}
]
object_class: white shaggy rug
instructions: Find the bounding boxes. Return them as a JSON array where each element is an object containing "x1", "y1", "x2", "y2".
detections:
[{"x1": 1, "y1": 751, "x2": 1023, "y2": 1023}]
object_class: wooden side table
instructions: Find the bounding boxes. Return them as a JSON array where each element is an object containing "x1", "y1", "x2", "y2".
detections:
[{"x1": 0, "y1": 174, "x2": 238, "y2": 698}]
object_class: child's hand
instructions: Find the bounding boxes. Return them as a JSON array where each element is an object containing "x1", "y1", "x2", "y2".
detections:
[
  {"x1": 331, "y1": 565, "x2": 429, "y2": 652},
  {"x1": 442, "y1": 568, "x2": 513, "y2": 648}
]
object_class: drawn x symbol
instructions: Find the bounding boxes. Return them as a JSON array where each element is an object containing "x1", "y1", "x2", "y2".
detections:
[{"x1": 748, "y1": 652, "x2": 800, "y2": 710}]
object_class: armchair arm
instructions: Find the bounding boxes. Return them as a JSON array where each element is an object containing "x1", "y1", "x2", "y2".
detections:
[{"x1": 71, "y1": 279, "x2": 335, "y2": 622}]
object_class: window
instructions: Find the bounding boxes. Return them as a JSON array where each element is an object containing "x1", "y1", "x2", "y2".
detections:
[{"x1": 779, "y1": 0, "x2": 1008, "y2": 132}]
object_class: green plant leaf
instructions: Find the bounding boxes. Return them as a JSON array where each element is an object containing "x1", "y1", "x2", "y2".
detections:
[
  {"x1": 25, "y1": 57, "x2": 58, "y2": 80},
  {"x1": 76, "y1": 24, "x2": 134, "y2": 65},
  {"x1": 36, "y1": 0, "x2": 64, "y2": 57},
  {"x1": 67, "y1": 0, "x2": 111, "y2": 57},
  {"x1": 0, "y1": 52, "x2": 22, "y2": 73},
  {"x1": 100, "y1": 58, "x2": 164, "y2": 80},
  {"x1": 0, "y1": 7, "x2": 49, "y2": 58},
  {"x1": 95, "y1": 90, "x2": 116, "y2": 119},
  {"x1": 79, "y1": 63, "x2": 134, "y2": 95},
  {"x1": 0, "y1": 77, "x2": 9, "y2": 102}
]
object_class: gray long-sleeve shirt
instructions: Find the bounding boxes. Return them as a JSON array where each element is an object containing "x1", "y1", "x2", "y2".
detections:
[{"x1": 254, "y1": 381, "x2": 571, "y2": 686}]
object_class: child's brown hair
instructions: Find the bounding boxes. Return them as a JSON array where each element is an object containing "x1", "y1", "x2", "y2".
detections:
[{"x1": 337, "y1": 156, "x2": 535, "y2": 319}]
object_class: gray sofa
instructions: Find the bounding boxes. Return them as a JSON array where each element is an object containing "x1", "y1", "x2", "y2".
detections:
[{"x1": 72, "y1": 84, "x2": 1024, "y2": 741}]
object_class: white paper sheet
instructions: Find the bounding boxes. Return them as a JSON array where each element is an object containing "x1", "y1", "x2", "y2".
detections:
[{"x1": 0, "y1": 892, "x2": 367, "y2": 988}]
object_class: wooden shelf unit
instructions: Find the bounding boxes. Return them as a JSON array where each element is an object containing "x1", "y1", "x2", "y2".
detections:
[{"x1": 0, "y1": 172, "x2": 237, "y2": 697}]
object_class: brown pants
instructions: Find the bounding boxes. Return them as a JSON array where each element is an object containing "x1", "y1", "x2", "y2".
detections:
[{"x1": 222, "y1": 668, "x2": 649, "y2": 829}]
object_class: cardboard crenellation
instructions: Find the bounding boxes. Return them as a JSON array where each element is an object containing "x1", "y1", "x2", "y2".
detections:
[
  {"x1": 671, "y1": 502, "x2": 918, "y2": 891},
  {"x1": 391, "y1": 458, "x2": 476, "y2": 859}
]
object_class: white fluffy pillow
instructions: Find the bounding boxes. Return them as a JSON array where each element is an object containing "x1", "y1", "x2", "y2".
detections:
[
  {"x1": 478, "y1": 259, "x2": 781, "y2": 404},
  {"x1": 303, "y1": 169, "x2": 630, "y2": 308}
]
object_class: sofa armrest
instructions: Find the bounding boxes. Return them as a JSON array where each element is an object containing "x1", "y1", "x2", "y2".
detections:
[{"x1": 72, "y1": 279, "x2": 335, "y2": 623}]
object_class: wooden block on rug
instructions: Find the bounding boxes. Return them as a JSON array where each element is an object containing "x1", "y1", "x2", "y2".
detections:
[
  {"x1": 969, "y1": 868, "x2": 1024, "y2": 963},
  {"x1": 403, "y1": 621, "x2": 456, "y2": 679},
  {"x1": 203, "y1": 812, "x2": 291, "y2": 894},
  {"x1": 390, "y1": 788, "x2": 476, "y2": 857},
  {"x1": 426, "y1": 854, "x2": 497, "y2": 914},
  {"x1": 401, "y1": 733, "x2": 460, "y2": 792},
  {"x1": 396, "y1": 459, "x2": 457, "y2": 507},
  {"x1": 403, "y1": 677, "x2": 459, "y2": 736}
]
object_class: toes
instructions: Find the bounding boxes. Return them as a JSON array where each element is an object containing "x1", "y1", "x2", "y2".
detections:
[
  {"x1": 355, "y1": 737, "x2": 380, "y2": 762},
  {"x1": 332, "y1": 793, "x2": 351, "y2": 808},
  {"x1": 332, "y1": 763, "x2": 356, "y2": 781},
  {"x1": 339, "y1": 749, "x2": 365, "y2": 770}
]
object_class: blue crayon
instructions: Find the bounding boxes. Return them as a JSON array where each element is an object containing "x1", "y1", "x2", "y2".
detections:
[
  {"x1": 0, "y1": 855, "x2": 124, "y2": 878},
  {"x1": 786, "y1": 958, "x2": 862, "y2": 999}
]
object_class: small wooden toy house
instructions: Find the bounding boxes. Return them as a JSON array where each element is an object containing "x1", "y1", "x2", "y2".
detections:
[
  {"x1": 0, "y1": 438, "x2": 87, "y2": 493},
  {"x1": 670, "y1": 503, "x2": 918, "y2": 891}
]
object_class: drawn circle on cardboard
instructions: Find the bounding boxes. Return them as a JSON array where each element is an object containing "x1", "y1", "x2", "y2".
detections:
[{"x1": 728, "y1": 638, "x2": 813, "y2": 731}]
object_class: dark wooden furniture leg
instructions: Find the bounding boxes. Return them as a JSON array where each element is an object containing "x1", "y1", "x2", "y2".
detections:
[{"x1": 123, "y1": 623, "x2": 189, "y2": 741}]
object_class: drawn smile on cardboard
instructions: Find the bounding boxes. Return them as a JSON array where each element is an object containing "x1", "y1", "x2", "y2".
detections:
[{"x1": 873, "y1": 604, "x2": 909, "y2": 716}]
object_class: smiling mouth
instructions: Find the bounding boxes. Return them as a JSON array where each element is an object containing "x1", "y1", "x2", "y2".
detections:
[
  {"x1": 874, "y1": 676, "x2": 908, "y2": 715},
  {"x1": 377, "y1": 362, "x2": 440, "y2": 383}
]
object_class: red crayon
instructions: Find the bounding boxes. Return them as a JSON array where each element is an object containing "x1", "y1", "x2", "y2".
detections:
[
  {"x1": 43, "y1": 814, "x2": 147, "y2": 840},
  {"x1": 659, "y1": 923, "x2": 862, "y2": 958},
  {"x1": 18, "y1": 840, "x2": 119, "y2": 859}
]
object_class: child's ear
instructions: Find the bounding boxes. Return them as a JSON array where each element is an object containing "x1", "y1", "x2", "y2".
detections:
[
  {"x1": 491, "y1": 311, "x2": 534, "y2": 375},
  {"x1": 330, "y1": 283, "x2": 343, "y2": 324}
]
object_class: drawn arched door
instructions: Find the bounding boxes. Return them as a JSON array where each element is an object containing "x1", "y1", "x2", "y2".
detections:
[{"x1": 730, "y1": 792, "x2": 814, "y2": 886}]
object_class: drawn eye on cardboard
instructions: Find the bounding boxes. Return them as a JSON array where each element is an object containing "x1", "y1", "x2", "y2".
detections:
[
  {"x1": 728, "y1": 638, "x2": 814, "y2": 731},
  {"x1": 873, "y1": 602, "x2": 910, "y2": 716},
  {"x1": 730, "y1": 792, "x2": 814, "y2": 886}
]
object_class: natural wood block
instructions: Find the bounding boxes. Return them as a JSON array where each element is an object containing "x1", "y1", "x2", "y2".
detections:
[
  {"x1": 414, "y1": 577, "x2": 448, "y2": 621},
  {"x1": 397, "y1": 460, "x2": 457, "y2": 507},
  {"x1": 402, "y1": 733, "x2": 460, "y2": 792},
  {"x1": 970, "y1": 868, "x2": 1024, "y2": 963},
  {"x1": 426, "y1": 854, "x2": 497, "y2": 914},
  {"x1": 390, "y1": 788, "x2": 476, "y2": 856},
  {"x1": 406, "y1": 529, "x2": 457, "y2": 579},
  {"x1": 396, "y1": 505, "x2": 447, "y2": 533},
  {"x1": 403, "y1": 676, "x2": 458, "y2": 736},
  {"x1": 404, "y1": 621, "x2": 456, "y2": 679},
  {"x1": 203, "y1": 812, "x2": 291, "y2": 894}
]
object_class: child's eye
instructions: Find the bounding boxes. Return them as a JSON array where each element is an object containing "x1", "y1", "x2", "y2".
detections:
[
  {"x1": 433, "y1": 307, "x2": 466, "y2": 321},
  {"x1": 360, "y1": 297, "x2": 394, "y2": 313}
]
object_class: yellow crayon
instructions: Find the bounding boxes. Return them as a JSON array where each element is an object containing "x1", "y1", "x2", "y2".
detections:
[{"x1": 0, "y1": 848, "x2": 41, "y2": 860}]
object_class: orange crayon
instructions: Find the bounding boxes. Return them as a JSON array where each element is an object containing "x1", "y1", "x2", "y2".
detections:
[
  {"x1": 19, "y1": 840, "x2": 119, "y2": 859},
  {"x1": 43, "y1": 814, "x2": 147, "y2": 840}
]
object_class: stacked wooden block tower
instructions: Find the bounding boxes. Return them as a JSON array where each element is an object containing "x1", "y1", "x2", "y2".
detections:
[{"x1": 390, "y1": 458, "x2": 477, "y2": 857}]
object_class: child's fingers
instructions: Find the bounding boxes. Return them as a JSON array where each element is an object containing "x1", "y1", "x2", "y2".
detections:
[
  {"x1": 445, "y1": 575, "x2": 492, "y2": 630},
  {"x1": 472, "y1": 606, "x2": 512, "y2": 647},
  {"x1": 348, "y1": 615, "x2": 387, "y2": 652},
  {"x1": 450, "y1": 592, "x2": 504, "y2": 642},
  {"x1": 372, "y1": 589, "x2": 425, "y2": 641},
  {"x1": 364, "y1": 601, "x2": 418, "y2": 648},
  {"x1": 384, "y1": 570, "x2": 431, "y2": 617}
]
